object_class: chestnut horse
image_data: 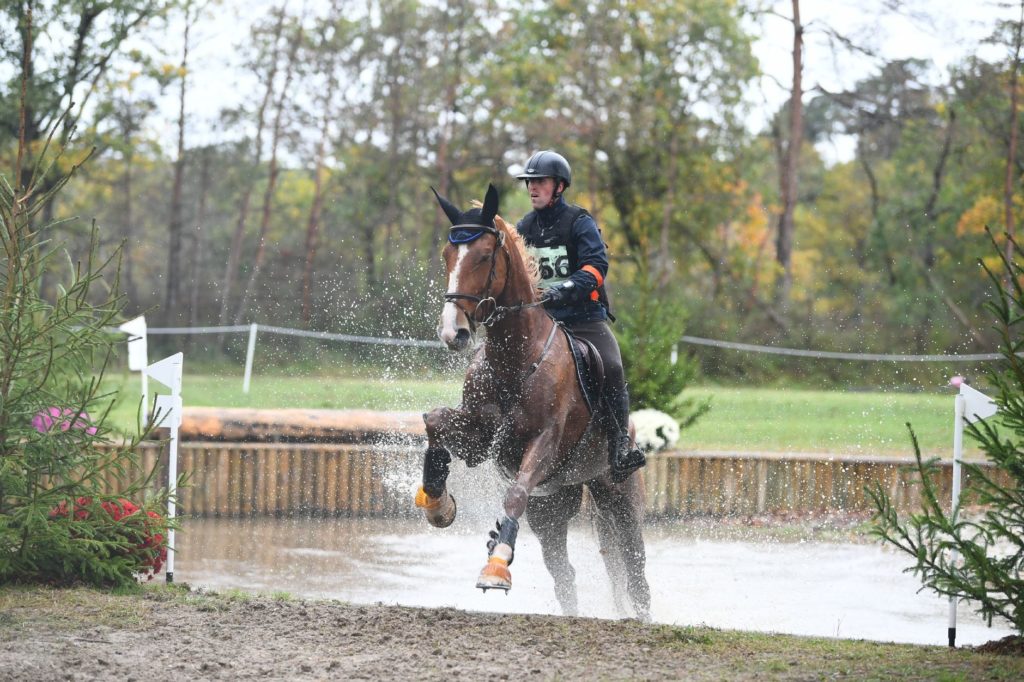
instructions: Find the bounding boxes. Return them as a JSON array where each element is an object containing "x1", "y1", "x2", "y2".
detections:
[{"x1": 415, "y1": 184, "x2": 650, "y2": 620}]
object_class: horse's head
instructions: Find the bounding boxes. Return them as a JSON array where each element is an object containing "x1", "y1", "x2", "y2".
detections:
[{"x1": 433, "y1": 183, "x2": 504, "y2": 351}]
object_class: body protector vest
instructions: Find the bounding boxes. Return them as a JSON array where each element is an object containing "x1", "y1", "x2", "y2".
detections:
[{"x1": 517, "y1": 204, "x2": 611, "y2": 314}]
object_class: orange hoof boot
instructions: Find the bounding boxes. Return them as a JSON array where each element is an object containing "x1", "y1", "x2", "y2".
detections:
[
  {"x1": 475, "y1": 556, "x2": 512, "y2": 593},
  {"x1": 415, "y1": 486, "x2": 456, "y2": 528}
]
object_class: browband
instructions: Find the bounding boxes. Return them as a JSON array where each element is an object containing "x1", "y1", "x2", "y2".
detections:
[{"x1": 448, "y1": 223, "x2": 501, "y2": 244}]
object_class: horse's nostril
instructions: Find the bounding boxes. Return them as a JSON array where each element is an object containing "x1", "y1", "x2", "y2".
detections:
[{"x1": 456, "y1": 329, "x2": 470, "y2": 343}]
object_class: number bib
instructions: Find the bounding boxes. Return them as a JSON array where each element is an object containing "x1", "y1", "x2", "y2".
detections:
[{"x1": 529, "y1": 245, "x2": 572, "y2": 288}]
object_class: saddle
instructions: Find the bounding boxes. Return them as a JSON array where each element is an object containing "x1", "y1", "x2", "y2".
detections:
[{"x1": 561, "y1": 326, "x2": 605, "y2": 414}]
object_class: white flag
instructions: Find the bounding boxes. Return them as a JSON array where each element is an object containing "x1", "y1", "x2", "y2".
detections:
[
  {"x1": 118, "y1": 316, "x2": 148, "y2": 371},
  {"x1": 145, "y1": 353, "x2": 183, "y2": 393},
  {"x1": 961, "y1": 383, "x2": 997, "y2": 424}
]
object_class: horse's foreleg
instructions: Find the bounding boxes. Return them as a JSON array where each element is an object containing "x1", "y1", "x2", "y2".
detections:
[
  {"x1": 416, "y1": 443, "x2": 457, "y2": 528},
  {"x1": 476, "y1": 427, "x2": 563, "y2": 592},
  {"x1": 414, "y1": 407, "x2": 461, "y2": 528}
]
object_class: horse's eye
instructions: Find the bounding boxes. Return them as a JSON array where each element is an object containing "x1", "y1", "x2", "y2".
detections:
[{"x1": 477, "y1": 253, "x2": 492, "y2": 263}]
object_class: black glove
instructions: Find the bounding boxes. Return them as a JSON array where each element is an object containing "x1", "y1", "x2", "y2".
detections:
[{"x1": 541, "y1": 281, "x2": 575, "y2": 309}]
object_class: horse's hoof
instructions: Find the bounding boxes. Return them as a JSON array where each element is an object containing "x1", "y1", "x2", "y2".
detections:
[
  {"x1": 415, "y1": 487, "x2": 457, "y2": 528},
  {"x1": 475, "y1": 556, "x2": 511, "y2": 592}
]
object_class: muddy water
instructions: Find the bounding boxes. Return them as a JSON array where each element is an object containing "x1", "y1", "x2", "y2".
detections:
[{"x1": 173, "y1": 515, "x2": 1013, "y2": 647}]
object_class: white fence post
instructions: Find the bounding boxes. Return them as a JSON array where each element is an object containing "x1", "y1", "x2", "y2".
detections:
[{"x1": 243, "y1": 323, "x2": 258, "y2": 394}]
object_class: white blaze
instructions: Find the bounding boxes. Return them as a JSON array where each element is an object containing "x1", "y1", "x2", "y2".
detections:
[{"x1": 438, "y1": 245, "x2": 469, "y2": 344}]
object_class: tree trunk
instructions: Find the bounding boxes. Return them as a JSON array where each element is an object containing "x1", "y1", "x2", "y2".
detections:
[
  {"x1": 430, "y1": 4, "x2": 466, "y2": 263},
  {"x1": 657, "y1": 132, "x2": 679, "y2": 287},
  {"x1": 301, "y1": 81, "x2": 336, "y2": 328},
  {"x1": 14, "y1": 1, "x2": 33, "y2": 196},
  {"x1": 1005, "y1": 3, "x2": 1023, "y2": 284},
  {"x1": 165, "y1": 13, "x2": 191, "y2": 324},
  {"x1": 775, "y1": 0, "x2": 803, "y2": 308},
  {"x1": 188, "y1": 146, "x2": 212, "y2": 344},
  {"x1": 234, "y1": 21, "x2": 303, "y2": 325},
  {"x1": 217, "y1": 7, "x2": 286, "y2": 337},
  {"x1": 122, "y1": 112, "x2": 135, "y2": 298}
]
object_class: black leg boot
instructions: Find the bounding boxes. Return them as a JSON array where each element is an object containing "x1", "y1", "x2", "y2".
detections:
[{"x1": 605, "y1": 387, "x2": 646, "y2": 483}]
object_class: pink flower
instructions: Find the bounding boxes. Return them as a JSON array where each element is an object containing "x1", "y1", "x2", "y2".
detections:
[{"x1": 32, "y1": 406, "x2": 98, "y2": 435}]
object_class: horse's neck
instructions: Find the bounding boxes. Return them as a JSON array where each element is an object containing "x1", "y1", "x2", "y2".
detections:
[
  {"x1": 497, "y1": 239, "x2": 537, "y2": 309},
  {"x1": 484, "y1": 307, "x2": 551, "y2": 377},
  {"x1": 480, "y1": 234, "x2": 548, "y2": 375}
]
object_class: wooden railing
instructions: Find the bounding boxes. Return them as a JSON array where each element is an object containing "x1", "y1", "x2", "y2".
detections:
[{"x1": 120, "y1": 441, "x2": 1002, "y2": 519}]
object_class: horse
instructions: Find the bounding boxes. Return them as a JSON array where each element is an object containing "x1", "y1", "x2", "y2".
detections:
[{"x1": 414, "y1": 183, "x2": 650, "y2": 621}]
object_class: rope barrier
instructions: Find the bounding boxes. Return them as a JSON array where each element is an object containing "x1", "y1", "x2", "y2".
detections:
[
  {"x1": 148, "y1": 323, "x2": 445, "y2": 348},
  {"x1": 141, "y1": 324, "x2": 1000, "y2": 362},
  {"x1": 678, "y1": 336, "x2": 1000, "y2": 362}
]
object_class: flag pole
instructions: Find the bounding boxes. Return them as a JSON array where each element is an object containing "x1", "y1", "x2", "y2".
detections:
[
  {"x1": 146, "y1": 353, "x2": 184, "y2": 585},
  {"x1": 948, "y1": 388, "x2": 965, "y2": 648}
]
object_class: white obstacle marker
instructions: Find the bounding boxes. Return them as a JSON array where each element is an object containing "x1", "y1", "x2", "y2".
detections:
[
  {"x1": 146, "y1": 352, "x2": 184, "y2": 584},
  {"x1": 118, "y1": 316, "x2": 148, "y2": 423},
  {"x1": 947, "y1": 377, "x2": 998, "y2": 647}
]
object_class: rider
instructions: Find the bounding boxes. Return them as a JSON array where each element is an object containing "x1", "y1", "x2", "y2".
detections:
[{"x1": 514, "y1": 149, "x2": 646, "y2": 483}]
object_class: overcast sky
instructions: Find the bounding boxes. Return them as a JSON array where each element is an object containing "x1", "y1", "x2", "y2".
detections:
[
  {"x1": 145, "y1": 0, "x2": 1023, "y2": 161},
  {"x1": 751, "y1": 0, "x2": 1020, "y2": 159}
]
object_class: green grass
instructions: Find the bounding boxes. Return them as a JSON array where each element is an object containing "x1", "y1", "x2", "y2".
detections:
[
  {"x1": 100, "y1": 369, "x2": 971, "y2": 457},
  {"x1": 679, "y1": 386, "x2": 964, "y2": 457}
]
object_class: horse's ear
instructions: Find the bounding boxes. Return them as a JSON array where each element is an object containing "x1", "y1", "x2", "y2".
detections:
[
  {"x1": 481, "y1": 183, "x2": 499, "y2": 226},
  {"x1": 431, "y1": 186, "x2": 462, "y2": 226}
]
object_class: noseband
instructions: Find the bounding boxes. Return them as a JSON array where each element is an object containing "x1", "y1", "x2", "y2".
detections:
[{"x1": 443, "y1": 224, "x2": 542, "y2": 330}]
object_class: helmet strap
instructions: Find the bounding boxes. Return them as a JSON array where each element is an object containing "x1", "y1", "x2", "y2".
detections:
[{"x1": 549, "y1": 180, "x2": 565, "y2": 207}]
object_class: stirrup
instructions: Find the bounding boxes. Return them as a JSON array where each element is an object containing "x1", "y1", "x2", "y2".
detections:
[{"x1": 611, "y1": 445, "x2": 646, "y2": 483}]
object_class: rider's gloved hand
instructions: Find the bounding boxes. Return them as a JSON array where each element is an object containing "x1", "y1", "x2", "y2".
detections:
[{"x1": 541, "y1": 281, "x2": 575, "y2": 309}]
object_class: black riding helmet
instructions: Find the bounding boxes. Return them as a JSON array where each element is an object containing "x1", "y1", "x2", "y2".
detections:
[{"x1": 516, "y1": 150, "x2": 572, "y2": 190}]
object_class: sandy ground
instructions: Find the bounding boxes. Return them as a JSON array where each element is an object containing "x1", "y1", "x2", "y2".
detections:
[{"x1": 2, "y1": 586, "x2": 1024, "y2": 681}]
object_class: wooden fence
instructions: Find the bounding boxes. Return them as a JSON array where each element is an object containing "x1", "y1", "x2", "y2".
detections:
[{"x1": 119, "y1": 442, "x2": 1004, "y2": 519}]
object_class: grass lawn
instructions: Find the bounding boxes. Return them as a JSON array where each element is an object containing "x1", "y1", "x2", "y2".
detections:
[
  {"x1": 680, "y1": 386, "x2": 963, "y2": 457},
  {"x1": 99, "y1": 368, "x2": 971, "y2": 458}
]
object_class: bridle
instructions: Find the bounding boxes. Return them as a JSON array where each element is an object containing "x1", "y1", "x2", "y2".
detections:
[{"x1": 443, "y1": 224, "x2": 544, "y2": 331}]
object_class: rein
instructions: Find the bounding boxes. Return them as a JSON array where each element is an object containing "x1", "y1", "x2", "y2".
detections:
[{"x1": 443, "y1": 224, "x2": 545, "y2": 331}]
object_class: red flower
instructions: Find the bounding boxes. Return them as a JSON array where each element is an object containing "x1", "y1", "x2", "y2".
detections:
[{"x1": 50, "y1": 497, "x2": 168, "y2": 578}]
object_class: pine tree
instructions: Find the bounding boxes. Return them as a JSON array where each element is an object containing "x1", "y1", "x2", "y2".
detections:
[
  {"x1": 1, "y1": 11, "x2": 170, "y2": 587},
  {"x1": 870, "y1": 232, "x2": 1024, "y2": 636}
]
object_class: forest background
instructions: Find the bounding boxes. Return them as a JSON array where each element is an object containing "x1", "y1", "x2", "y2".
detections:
[{"x1": 4, "y1": 0, "x2": 1023, "y2": 389}]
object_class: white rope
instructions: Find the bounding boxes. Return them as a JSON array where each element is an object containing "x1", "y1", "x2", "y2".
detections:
[
  {"x1": 147, "y1": 323, "x2": 444, "y2": 348},
  {"x1": 138, "y1": 324, "x2": 999, "y2": 361},
  {"x1": 678, "y1": 336, "x2": 1000, "y2": 362}
]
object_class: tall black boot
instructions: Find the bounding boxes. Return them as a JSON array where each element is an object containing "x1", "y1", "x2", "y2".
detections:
[{"x1": 605, "y1": 387, "x2": 646, "y2": 483}]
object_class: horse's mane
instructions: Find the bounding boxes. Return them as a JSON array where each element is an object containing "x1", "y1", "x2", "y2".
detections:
[
  {"x1": 495, "y1": 214, "x2": 540, "y2": 287},
  {"x1": 468, "y1": 198, "x2": 539, "y2": 287}
]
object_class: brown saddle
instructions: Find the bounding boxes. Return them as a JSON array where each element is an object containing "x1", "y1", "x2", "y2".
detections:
[{"x1": 562, "y1": 327, "x2": 605, "y2": 414}]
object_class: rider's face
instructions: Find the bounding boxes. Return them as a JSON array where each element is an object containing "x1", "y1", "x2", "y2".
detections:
[{"x1": 526, "y1": 177, "x2": 560, "y2": 210}]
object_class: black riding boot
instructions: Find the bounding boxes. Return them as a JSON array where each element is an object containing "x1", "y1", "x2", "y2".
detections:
[{"x1": 605, "y1": 387, "x2": 646, "y2": 483}]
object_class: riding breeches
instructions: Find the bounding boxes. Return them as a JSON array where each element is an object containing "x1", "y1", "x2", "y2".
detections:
[{"x1": 565, "y1": 319, "x2": 626, "y2": 404}]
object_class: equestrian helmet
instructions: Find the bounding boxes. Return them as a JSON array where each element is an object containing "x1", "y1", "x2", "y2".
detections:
[{"x1": 516, "y1": 150, "x2": 572, "y2": 189}]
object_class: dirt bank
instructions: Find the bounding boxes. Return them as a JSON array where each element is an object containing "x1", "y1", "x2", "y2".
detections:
[{"x1": 1, "y1": 586, "x2": 1022, "y2": 681}]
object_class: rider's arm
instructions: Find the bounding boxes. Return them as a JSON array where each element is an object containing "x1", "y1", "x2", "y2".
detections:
[{"x1": 567, "y1": 214, "x2": 608, "y2": 301}]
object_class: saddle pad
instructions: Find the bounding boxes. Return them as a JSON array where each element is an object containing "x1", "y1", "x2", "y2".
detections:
[{"x1": 562, "y1": 327, "x2": 604, "y2": 414}]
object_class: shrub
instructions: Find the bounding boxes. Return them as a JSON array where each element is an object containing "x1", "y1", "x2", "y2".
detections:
[
  {"x1": 869, "y1": 234, "x2": 1024, "y2": 635},
  {"x1": 1, "y1": 67, "x2": 171, "y2": 587},
  {"x1": 617, "y1": 275, "x2": 709, "y2": 429}
]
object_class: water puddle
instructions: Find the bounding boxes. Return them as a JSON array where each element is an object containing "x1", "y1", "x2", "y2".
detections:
[{"x1": 172, "y1": 515, "x2": 1013, "y2": 647}]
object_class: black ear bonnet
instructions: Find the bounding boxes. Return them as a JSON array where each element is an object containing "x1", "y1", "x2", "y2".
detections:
[{"x1": 432, "y1": 184, "x2": 500, "y2": 243}]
